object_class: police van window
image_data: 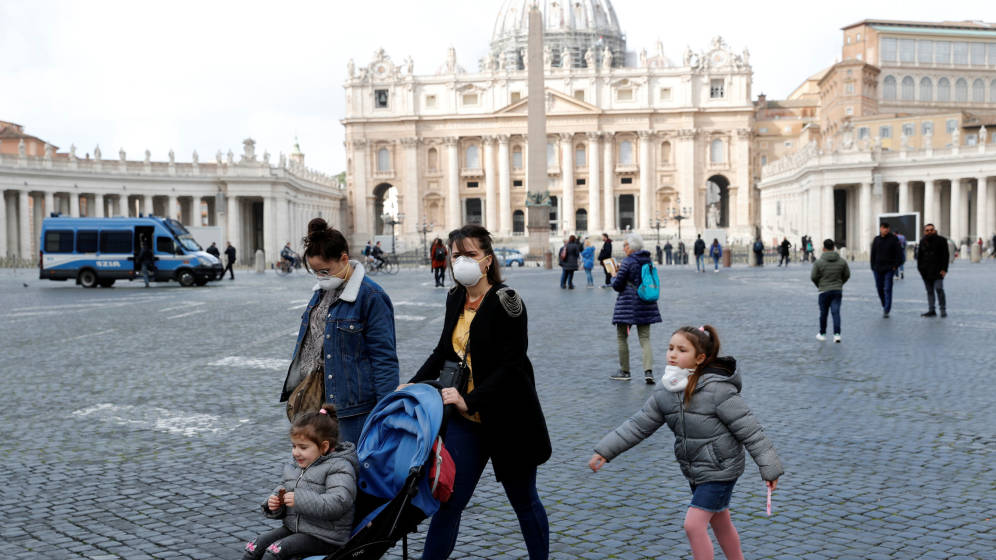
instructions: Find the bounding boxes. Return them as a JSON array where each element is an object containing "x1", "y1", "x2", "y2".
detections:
[
  {"x1": 77, "y1": 231, "x2": 98, "y2": 253},
  {"x1": 156, "y1": 237, "x2": 174, "y2": 254},
  {"x1": 44, "y1": 230, "x2": 74, "y2": 253},
  {"x1": 99, "y1": 230, "x2": 133, "y2": 253}
]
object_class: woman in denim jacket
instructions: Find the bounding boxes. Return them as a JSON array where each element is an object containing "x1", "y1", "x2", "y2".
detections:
[{"x1": 280, "y1": 218, "x2": 399, "y2": 443}]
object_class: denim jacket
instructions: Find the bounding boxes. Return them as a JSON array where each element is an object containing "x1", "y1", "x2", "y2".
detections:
[{"x1": 281, "y1": 262, "x2": 399, "y2": 418}]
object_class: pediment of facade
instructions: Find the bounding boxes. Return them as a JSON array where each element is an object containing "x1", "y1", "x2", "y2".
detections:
[{"x1": 494, "y1": 89, "x2": 601, "y2": 116}]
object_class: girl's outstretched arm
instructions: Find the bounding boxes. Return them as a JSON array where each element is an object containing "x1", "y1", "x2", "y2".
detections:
[
  {"x1": 592, "y1": 392, "x2": 670, "y2": 463},
  {"x1": 588, "y1": 453, "x2": 607, "y2": 472}
]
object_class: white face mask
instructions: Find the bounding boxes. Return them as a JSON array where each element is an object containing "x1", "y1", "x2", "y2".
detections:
[
  {"x1": 452, "y1": 255, "x2": 487, "y2": 287},
  {"x1": 312, "y1": 262, "x2": 349, "y2": 291},
  {"x1": 661, "y1": 365, "x2": 694, "y2": 392}
]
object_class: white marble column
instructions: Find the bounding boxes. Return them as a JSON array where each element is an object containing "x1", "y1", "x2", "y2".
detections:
[
  {"x1": 143, "y1": 195, "x2": 152, "y2": 217},
  {"x1": 858, "y1": 182, "x2": 872, "y2": 252},
  {"x1": 822, "y1": 184, "x2": 835, "y2": 242},
  {"x1": 402, "y1": 138, "x2": 420, "y2": 236},
  {"x1": 43, "y1": 192, "x2": 54, "y2": 218},
  {"x1": 445, "y1": 137, "x2": 460, "y2": 231},
  {"x1": 351, "y1": 140, "x2": 370, "y2": 242},
  {"x1": 483, "y1": 136, "x2": 498, "y2": 232},
  {"x1": 587, "y1": 132, "x2": 602, "y2": 233},
  {"x1": 497, "y1": 135, "x2": 512, "y2": 235},
  {"x1": 18, "y1": 190, "x2": 30, "y2": 259},
  {"x1": 899, "y1": 180, "x2": 913, "y2": 214},
  {"x1": 602, "y1": 133, "x2": 615, "y2": 231},
  {"x1": 117, "y1": 195, "x2": 127, "y2": 218},
  {"x1": 167, "y1": 194, "x2": 178, "y2": 221},
  {"x1": 0, "y1": 191, "x2": 6, "y2": 257},
  {"x1": 950, "y1": 178, "x2": 964, "y2": 243},
  {"x1": 924, "y1": 180, "x2": 937, "y2": 230},
  {"x1": 93, "y1": 194, "x2": 104, "y2": 217},
  {"x1": 226, "y1": 194, "x2": 239, "y2": 247},
  {"x1": 70, "y1": 193, "x2": 80, "y2": 217},
  {"x1": 559, "y1": 133, "x2": 574, "y2": 233},
  {"x1": 264, "y1": 196, "x2": 276, "y2": 264},
  {"x1": 638, "y1": 130, "x2": 653, "y2": 231},
  {"x1": 976, "y1": 177, "x2": 989, "y2": 242}
]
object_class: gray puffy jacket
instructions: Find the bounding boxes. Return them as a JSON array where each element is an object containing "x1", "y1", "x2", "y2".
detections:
[
  {"x1": 595, "y1": 357, "x2": 783, "y2": 484},
  {"x1": 263, "y1": 441, "x2": 358, "y2": 546}
]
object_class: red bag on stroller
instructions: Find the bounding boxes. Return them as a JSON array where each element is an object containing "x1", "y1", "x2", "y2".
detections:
[{"x1": 428, "y1": 436, "x2": 454, "y2": 502}]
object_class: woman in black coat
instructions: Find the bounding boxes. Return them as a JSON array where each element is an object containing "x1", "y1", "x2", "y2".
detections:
[
  {"x1": 403, "y1": 224, "x2": 551, "y2": 560},
  {"x1": 559, "y1": 234, "x2": 582, "y2": 289}
]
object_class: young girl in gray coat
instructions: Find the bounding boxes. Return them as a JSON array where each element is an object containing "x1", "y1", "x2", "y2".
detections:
[
  {"x1": 589, "y1": 325, "x2": 783, "y2": 560},
  {"x1": 243, "y1": 407, "x2": 358, "y2": 560}
]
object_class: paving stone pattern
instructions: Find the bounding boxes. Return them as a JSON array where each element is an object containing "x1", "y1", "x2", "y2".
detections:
[{"x1": 1, "y1": 260, "x2": 993, "y2": 559}]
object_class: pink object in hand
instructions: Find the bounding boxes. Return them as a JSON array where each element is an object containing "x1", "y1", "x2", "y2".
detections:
[{"x1": 766, "y1": 486, "x2": 772, "y2": 516}]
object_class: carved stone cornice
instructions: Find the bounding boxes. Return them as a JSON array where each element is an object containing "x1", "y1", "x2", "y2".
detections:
[
  {"x1": 495, "y1": 134, "x2": 510, "y2": 145},
  {"x1": 557, "y1": 132, "x2": 574, "y2": 143},
  {"x1": 675, "y1": 128, "x2": 698, "y2": 139},
  {"x1": 399, "y1": 137, "x2": 421, "y2": 146},
  {"x1": 349, "y1": 138, "x2": 368, "y2": 149},
  {"x1": 735, "y1": 128, "x2": 753, "y2": 139},
  {"x1": 585, "y1": 131, "x2": 603, "y2": 141},
  {"x1": 442, "y1": 136, "x2": 459, "y2": 146},
  {"x1": 482, "y1": 135, "x2": 498, "y2": 144},
  {"x1": 637, "y1": 130, "x2": 653, "y2": 139}
]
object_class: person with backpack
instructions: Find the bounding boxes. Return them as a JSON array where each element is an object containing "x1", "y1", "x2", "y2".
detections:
[
  {"x1": 609, "y1": 233, "x2": 661, "y2": 384},
  {"x1": 559, "y1": 235, "x2": 581, "y2": 289},
  {"x1": 752, "y1": 238, "x2": 764, "y2": 267},
  {"x1": 693, "y1": 234, "x2": 706, "y2": 273},
  {"x1": 709, "y1": 238, "x2": 722, "y2": 272},
  {"x1": 430, "y1": 238, "x2": 448, "y2": 288}
]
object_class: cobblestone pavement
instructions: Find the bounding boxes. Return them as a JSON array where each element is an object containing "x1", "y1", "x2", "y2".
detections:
[{"x1": 1, "y1": 259, "x2": 993, "y2": 559}]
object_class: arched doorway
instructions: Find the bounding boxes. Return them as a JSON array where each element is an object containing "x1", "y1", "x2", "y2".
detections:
[
  {"x1": 513, "y1": 210, "x2": 525, "y2": 234},
  {"x1": 373, "y1": 183, "x2": 398, "y2": 235},
  {"x1": 705, "y1": 175, "x2": 730, "y2": 228}
]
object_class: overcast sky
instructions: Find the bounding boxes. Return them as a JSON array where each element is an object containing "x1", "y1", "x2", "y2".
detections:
[{"x1": 1, "y1": 0, "x2": 990, "y2": 173}]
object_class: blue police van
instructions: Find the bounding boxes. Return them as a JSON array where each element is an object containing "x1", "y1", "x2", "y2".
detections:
[{"x1": 39, "y1": 215, "x2": 223, "y2": 287}]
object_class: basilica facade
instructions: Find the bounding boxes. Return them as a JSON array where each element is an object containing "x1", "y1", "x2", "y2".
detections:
[{"x1": 341, "y1": 0, "x2": 755, "y2": 247}]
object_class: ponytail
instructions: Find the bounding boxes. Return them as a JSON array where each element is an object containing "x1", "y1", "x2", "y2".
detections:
[
  {"x1": 673, "y1": 325, "x2": 721, "y2": 405},
  {"x1": 302, "y1": 218, "x2": 348, "y2": 271},
  {"x1": 290, "y1": 405, "x2": 340, "y2": 450}
]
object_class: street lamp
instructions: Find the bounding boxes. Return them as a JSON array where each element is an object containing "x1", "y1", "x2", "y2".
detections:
[
  {"x1": 669, "y1": 202, "x2": 691, "y2": 265},
  {"x1": 382, "y1": 212, "x2": 403, "y2": 254},
  {"x1": 653, "y1": 212, "x2": 667, "y2": 264},
  {"x1": 417, "y1": 216, "x2": 434, "y2": 264}
]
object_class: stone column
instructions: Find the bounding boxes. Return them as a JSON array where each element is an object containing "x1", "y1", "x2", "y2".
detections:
[
  {"x1": 227, "y1": 194, "x2": 239, "y2": 247},
  {"x1": 483, "y1": 136, "x2": 498, "y2": 232},
  {"x1": 822, "y1": 184, "x2": 835, "y2": 243},
  {"x1": 18, "y1": 190, "x2": 30, "y2": 259},
  {"x1": 976, "y1": 177, "x2": 989, "y2": 243},
  {"x1": 559, "y1": 133, "x2": 574, "y2": 233},
  {"x1": 950, "y1": 178, "x2": 964, "y2": 244},
  {"x1": 168, "y1": 194, "x2": 178, "y2": 221},
  {"x1": 924, "y1": 180, "x2": 937, "y2": 231},
  {"x1": 402, "y1": 138, "x2": 420, "y2": 236},
  {"x1": 587, "y1": 132, "x2": 602, "y2": 233},
  {"x1": 638, "y1": 130, "x2": 653, "y2": 231},
  {"x1": 899, "y1": 180, "x2": 913, "y2": 214},
  {"x1": 70, "y1": 193, "x2": 80, "y2": 217},
  {"x1": 264, "y1": 196, "x2": 276, "y2": 265},
  {"x1": 497, "y1": 135, "x2": 512, "y2": 235},
  {"x1": 44, "y1": 192, "x2": 54, "y2": 218},
  {"x1": 117, "y1": 194, "x2": 127, "y2": 218},
  {"x1": 94, "y1": 194, "x2": 104, "y2": 217},
  {"x1": 602, "y1": 133, "x2": 615, "y2": 231},
  {"x1": 0, "y1": 191, "x2": 6, "y2": 257},
  {"x1": 858, "y1": 182, "x2": 872, "y2": 252},
  {"x1": 351, "y1": 139, "x2": 370, "y2": 243},
  {"x1": 445, "y1": 137, "x2": 460, "y2": 231}
]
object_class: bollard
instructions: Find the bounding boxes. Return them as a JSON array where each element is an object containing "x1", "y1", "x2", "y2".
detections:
[
  {"x1": 960, "y1": 244, "x2": 970, "y2": 260},
  {"x1": 723, "y1": 250, "x2": 732, "y2": 268},
  {"x1": 971, "y1": 243, "x2": 981, "y2": 263},
  {"x1": 544, "y1": 250, "x2": 553, "y2": 269},
  {"x1": 255, "y1": 249, "x2": 265, "y2": 273}
]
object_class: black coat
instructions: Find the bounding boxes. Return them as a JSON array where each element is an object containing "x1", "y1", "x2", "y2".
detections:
[
  {"x1": 597, "y1": 240, "x2": 612, "y2": 261},
  {"x1": 206, "y1": 245, "x2": 221, "y2": 258},
  {"x1": 917, "y1": 234, "x2": 949, "y2": 280},
  {"x1": 693, "y1": 239, "x2": 706, "y2": 256},
  {"x1": 225, "y1": 246, "x2": 236, "y2": 263},
  {"x1": 560, "y1": 241, "x2": 581, "y2": 270},
  {"x1": 870, "y1": 233, "x2": 903, "y2": 272},
  {"x1": 410, "y1": 283, "x2": 551, "y2": 481}
]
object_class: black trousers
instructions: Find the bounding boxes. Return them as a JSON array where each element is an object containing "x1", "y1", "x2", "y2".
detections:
[
  {"x1": 242, "y1": 527, "x2": 335, "y2": 560},
  {"x1": 433, "y1": 267, "x2": 446, "y2": 286},
  {"x1": 223, "y1": 261, "x2": 235, "y2": 279}
]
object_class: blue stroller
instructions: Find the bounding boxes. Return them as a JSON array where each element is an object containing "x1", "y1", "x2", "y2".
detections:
[{"x1": 305, "y1": 383, "x2": 448, "y2": 560}]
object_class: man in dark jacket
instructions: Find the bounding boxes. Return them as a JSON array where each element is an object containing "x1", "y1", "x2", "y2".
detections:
[
  {"x1": 870, "y1": 222, "x2": 903, "y2": 318},
  {"x1": 752, "y1": 238, "x2": 764, "y2": 266},
  {"x1": 778, "y1": 238, "x2": 791, "y2": 267},
  {"x1": 205, "y1": 242, "x2": 220, "y2": 259},
  {"x1": 663, "y1": 240, "x2": 673, "y2": 265},
  {"x1": 559, "y1": 235, "x2": 581, "y2": 289},
  {"x1": 597, "y1": 233, "x2": 613, "y2": 287},
  {"x1": 693, "y1": 234, "x2": 706, "y2": 273},
  {"x1": 223, "y1": 241, "x2": 236, "y2": 280},
  {"x1": 609, "y1": 233, "x2": 661, "y2": 383},
  {"x1": 917, "y1": 223, "x2": 949, "y2": 317},
  {"x1": 811, "y1": 239, "x2": 850, "y2": 342},
  {"x1": 136, "y1": 239, "x2": 157, "y2": 288}
]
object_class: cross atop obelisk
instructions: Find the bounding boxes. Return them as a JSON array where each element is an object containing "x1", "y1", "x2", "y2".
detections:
[{"x1": 526, "y1": 3, "x2": 551, "y2": 260}]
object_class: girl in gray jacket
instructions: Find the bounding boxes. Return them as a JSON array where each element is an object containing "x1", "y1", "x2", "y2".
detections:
[
  {"x1": 243, "y1": 407, "x2": 358, "y2": 560},
  {"x1": 589, "y1": 325, "x2": 783, "y2": 560}
]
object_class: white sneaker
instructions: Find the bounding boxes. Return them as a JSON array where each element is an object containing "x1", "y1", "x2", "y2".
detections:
[
  {"x1": 833, "y1": 334, "x2": 841, "y2": 343},
  {"x1": 816, "y1": 333, "x2": 826, "y2": 341}
]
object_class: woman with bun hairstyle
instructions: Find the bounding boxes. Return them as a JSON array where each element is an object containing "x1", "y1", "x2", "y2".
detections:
[
  {"x1": 280, "y1": 218, "x2": 400, "y2": 444},
  {"x1": 400, "y1": 224, "x2": 551, "y2": 560}
]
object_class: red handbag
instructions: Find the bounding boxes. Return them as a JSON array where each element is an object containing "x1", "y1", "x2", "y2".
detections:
[{"x1": 428, "y1": 436, "x2": 455, "y2": 502}]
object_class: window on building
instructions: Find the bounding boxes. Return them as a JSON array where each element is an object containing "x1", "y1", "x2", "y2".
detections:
[
  {"x1": 548, "y1": 195, "x2": 558, "y2": 230},
  {"x1": 971, "y1": 42, "x2": 985, "y2": 66},
  {"x1": 758, "y1": 127, "x2": 768, "y2": 133},
  {"x1": 935, "y1": 41, "x2": 951, "y2": 65},
  {"x1": 919, "y1": 77, "x2": 933, "y2": 101},
  {"x1": 44, "y1": 230, "x2": 73, "y2": 253},
  {"x1": 100, "y1": 230, "x2": 132, "y2": 254},
  {"x1": 465, "y1": 145, "x2": 479, "y2": 168},
  {"x1": 917, "y1": 40, "x2": 933, "y2": 64},
  {"x1": 946, "y1": 119, "x2": 958, "y2": 133},
  {"x1": 576, "y1": 209, "x2": 588, "y2": 232},
  {"x1": 858, "y1": 127, "x2": 870, "y2": 140},
  {"x1": 374, "y1": 89, "x2": 389, "y2": 108},
  {"x1": 661, "y1": 141, "x2": 671, "y2": 163},
  {"x1": 899, "y1": 39, "x2": 915, "y2": 63},
  {"x1": 576, "y1": 178, "x2": 586, "y2": 186},
  {"x1": 989, "y1": 44, "x2": 996, "y2": 66},
  {"x1": 620, "y1": 177, "x2": 633, "y2": 184},
  {"x1": 845, "y1": 106, "x2": 853, "y2": 116},
  {"x1": 575, "y1": 145, "x2": 585, "y2": 167},
  {"x1": 902, "y1": 123, "x2": 915, "y2": 137},
  {"x1": 573, "y1": 89, "x2": 585, "y2": 101},
  {"x1": 512, "y1": 210, "x2": 525, "y2": 233},
  {"x1": 882, "y1": 75, "x2": 897, "y2": 100},
  {"x1": 512, "y1": 146, "x2": 523, "y2": 169},
  {"x1": 922, "y1": 121, "x2": 934, "y2": 135},
  {"x1": 881, "y1": 38, "x2": 897, "y2": 62},
  {"x1": 846, "y1": 83, "x2": 855, "y2": 95},
  {"x1": 510, "y1": 91, "x2": 521, "y2": 103},
  {"x1": 992, "y1": 79, "x2": 996, "y2": 103},
  {"x1": 901, "y1": 76, "x2": 914, "y2": 100},
  {"x1": 77, "y1": 230, "x2": 98, "y2": 253},
  {"x1": 710, "y1": 79, "x2": 725, "y2": 98},
  {"x1": 462, "y1": 93, "x2": 479, "y2": 106},
  {"x1": 879, "y1": 126, "x2": 892, "y2": 138},
  {"x1": 784, "y1": 141, "x2": 793, "y2": 148},
  {"x1": 857, "y1": 33, "x2": 861, "y2": 40},
  {"x1": 465, "y1": 198, "x2": 483, "y2": 225},
  {"x1": 427, "y1": 148, "x2": 438, "y2": 172},
  {"x1": 377, "y1": 148, "x2": 390, "y2": 172},
  {"x1": 955, "y1": 78, "x2": 968, "y2": 101},
  {"x1": 466, "y1": 181, "x2": 479, "y2": 188},
  {"x1": 660, "y1": 87, "x2": 672, "y2": 101},
  {"x1": 424, "y1": 94, "x2": 437, "y2": 108},
  {"x1": 617, "y1": 88, "x2": 633, "y2": 101},
  {"x1": 972, "y1": 79, "x2": 985, "y2": 102},
  {"x1": 546, "y1": 142, "x2": 556, "y2": 167},
  {"x1": 953, "y1": 42, "x2": 968, "y2": 65},
  {"x1": 710, "y1": 138, "x2": 725, "y2": 163},
  {"x1": 937, "y1": 78, "x2": 951, "y2": 101},
  {"x1": 618, "y1": 140, "x2": 633, "y2": 164},
  {"x1": 513, "y1": 179, "x2": 523, "y2": 187},
  {"x1": 618, "y1": 194, "x2": 634, "y2": 230}
]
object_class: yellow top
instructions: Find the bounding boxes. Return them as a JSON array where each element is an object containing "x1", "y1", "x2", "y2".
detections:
[{"x1": 451, "y1": 308, "x2": 481, "y2": 423}]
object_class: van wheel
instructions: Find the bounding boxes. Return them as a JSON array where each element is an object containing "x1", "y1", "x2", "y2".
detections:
[
  {"x1": 98, "y1": 279, "x2": 116, "y2": 288},
  {"x1": 79, "y1": 269, "x2": 98, "y2": 288},
  {"x1": 177, "y1": 270, "x2": 195, "y2": 287},
  {"x1": 194, "y1": 278, "x2": 208, "y2": 287}
]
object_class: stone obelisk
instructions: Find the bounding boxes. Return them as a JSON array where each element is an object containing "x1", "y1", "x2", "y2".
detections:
[{"x1": 526, "y1": 3, "x2": 551, "y2": 260}]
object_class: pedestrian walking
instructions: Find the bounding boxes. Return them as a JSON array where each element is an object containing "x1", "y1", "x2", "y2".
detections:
[
  {"x1": 811, "y1": 239, "x2": 850, "y2": 342},
  {"x1": 895, "y1": 233, "x2": 907, "y2": 280},
  {"x1": 559, "y1": 235, "x2": 581, "y2": 289},
  {"x1": 281, "y1": 218, "x2": 400, "y2": 444},
  {"x1": 205, "y1": 241, "x2": 220, "y2": 259},
  {"x1": 664, "y1": 240, "x2": 673, "y2": 265},
  {"x1": 709, "y1": 238, "x2": 722, "y2": 272},
  {"x1": 805, "y1": 237, "x2": 815, "y2": 263},
  {"x1": 677, "y1": 241, "x2": 686, "y2": 265},
  {"x1": 752, "y1": 238, "x2": 764, "y2": 267},
  {"x1": 581, "y1": 238, "x2": 596, "y2": 287},
  {"x1": 610, "y1": 233, "x2": 662, "y2": 384},
  {"x1": 693, "y1": 234, "x2": 706, "y2": 273},
  {"x1": 917, "y1": 223, "x2": 949, "y2": 318},
  {"x1": 430, "y1": 237, "x2": 448, "y2": 288},
  {"x1": 223, "y1": 241, "x2": 237, "y2": 280},
  {"x1": 136, "y1": 237, "x2": 156, "y2": 288},
  {"x1": 242, "y1": 407, "x2": 357, "y2": 560},
  {"x1": 589, "y1": 325, "x2": 783, "y2": 560},
  {"x1": 778, "y1": 238, "x2": 791, "y2": 267},
  {"x1": 402, "y1": 224, "x2": 551, "y2": 560},
  {"x1": 870, "y1": 222, "x2": 903, "y2": 318},
  {"x1": 598, "y1": 233, "x2": 613, "y2": 287}
]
